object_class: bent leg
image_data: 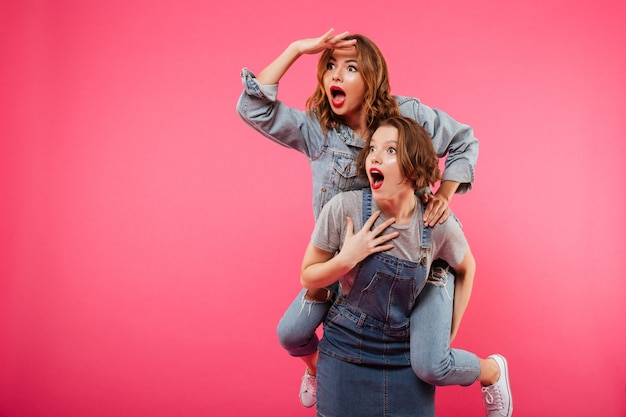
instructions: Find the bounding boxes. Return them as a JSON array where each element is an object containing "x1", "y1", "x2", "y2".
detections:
[
  {"x1": 410, "y1": 266, "x2": 480, "y2": 386},
  {"x1": 276, "y1": 287, "x2": 333, "y2": 357}
]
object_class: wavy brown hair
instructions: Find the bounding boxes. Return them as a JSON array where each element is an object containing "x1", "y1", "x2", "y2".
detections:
[
  {"x1": 357, "y1": 116, "x2": 441, "y2": 190},
  {"x1": 305, "y1": 34, "x2": 400, "y2": 134}
]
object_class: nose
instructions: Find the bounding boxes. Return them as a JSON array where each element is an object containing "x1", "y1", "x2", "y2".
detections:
[
  {"x1": 370, "y1": 151, "x2": 380, "y2": 164},
  {"x1": 331, "y1": 67, "x2": 342, "y2": 81}
]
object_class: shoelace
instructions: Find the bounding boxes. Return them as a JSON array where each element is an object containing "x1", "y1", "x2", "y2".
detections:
[{"x1": 482, "y1": 386, "x2": 503, "y2": 411}]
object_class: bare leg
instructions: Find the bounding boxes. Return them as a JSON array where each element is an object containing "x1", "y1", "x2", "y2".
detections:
[
  {"x1": 301, "y1": 351, "x2": 319, "y2": 376},
  {"x1": 478, "y1": 357, "x2": 500, "y2": 386},
  {"x1": 305, "y1": 288, "x2": 330, "y2": 301}
]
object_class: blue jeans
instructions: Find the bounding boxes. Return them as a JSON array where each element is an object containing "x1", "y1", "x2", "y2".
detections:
[
  {"x1": 277, "y1": 267, "x2": 480, "y2": 386},
  {"x1": 276, "y1": 269, "x2": 481, "y2": 385},
  {"x1": 410, "y1": 261, "x2": 481, "y2": 386},
  {"x1": 276, "y1": 287, "x2": 331, "y2": 357},
  {"x1": 277, "y1": 191, "x2": 481, "y2": 389}
]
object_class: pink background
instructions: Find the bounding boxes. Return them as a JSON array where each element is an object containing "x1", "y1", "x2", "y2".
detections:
[{"x1": 2, "y1": 0, "x2": 625, "y2": 416}]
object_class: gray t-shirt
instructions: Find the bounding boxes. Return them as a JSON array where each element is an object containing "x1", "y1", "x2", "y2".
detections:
[{"x1": 312, "y1": 190, "x2": 468, "y2": 292}]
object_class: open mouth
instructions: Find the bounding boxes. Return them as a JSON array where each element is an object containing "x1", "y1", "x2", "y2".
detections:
[
  {"x1": 330, "y1": 86, "x2": 346, "y2": 107},
  {"x1": 369, "y1": 168, "x2": 384, "y2": 190}
]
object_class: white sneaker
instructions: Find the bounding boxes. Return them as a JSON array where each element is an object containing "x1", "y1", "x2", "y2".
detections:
[
  {"x1": 481, "y1": 354, "x2": 512, "y2": 417},
  {"x1": 299, "y1": 370, "x2": 317, "y2": 408}
]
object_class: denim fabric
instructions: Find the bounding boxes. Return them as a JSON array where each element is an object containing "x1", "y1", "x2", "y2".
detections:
[
  {"x1": 238, "y1": 67, "x2": 481, "y2": 387},
  {"x1": 276, "y1": 287, "x2": 332, "y2": 357},
  {"x1": 410, "y1": 262, "x2": 481, "y2": 386},
  {"x1": 316, "y1": 190, "x2": 436, "y2": 415},
  {"x1": 316, "y1": 353, "x2": 435, "y2": 417},
  {"x1": 317, "y1": 189, "x2": 431, "y2": 366},
  {"x1": 236, "y1": 68, "x2": 478, "y2": 220}
]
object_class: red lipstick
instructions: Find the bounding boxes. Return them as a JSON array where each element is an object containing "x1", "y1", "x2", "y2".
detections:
[
  {"x1": 369, "y1": 168, "x2": 384, "y2": 190},
  {"x1": 330, "y1": 86, "x2": 346, "y2": 108}
]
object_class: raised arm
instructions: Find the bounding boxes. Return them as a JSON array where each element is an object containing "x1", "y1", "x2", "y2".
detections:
[
  {"x1": 257, "y1": 28, "x2": 356, "y2": 85},
  {"x1": 236, "y1": 29, "x2": 357, "y2": 156}
]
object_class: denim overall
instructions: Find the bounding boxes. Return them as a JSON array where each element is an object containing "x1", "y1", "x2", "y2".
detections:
[{"x1": 316, "y1": 189, "x2": 435, "y2": 417}]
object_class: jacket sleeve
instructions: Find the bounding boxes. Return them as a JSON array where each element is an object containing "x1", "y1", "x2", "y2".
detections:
[
  {"x1": 236, "y1": 68, "x2": 321, "y2": 158},
  {"x1": 398, "y1": 97, "x2": 479, "y2": 194}
]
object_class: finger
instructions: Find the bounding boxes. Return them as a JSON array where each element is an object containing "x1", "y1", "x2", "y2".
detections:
[
  {"x1": 328, "y1": 31, "x2": 354, "y2": 49},
  {"x1": 333, "y1": 40, "x2": 357, "y2": 50},
  {"x1": 424, "y1": 193, "x2": 436, "y2": 210},
  {"x1": 424, "y1": 200, "x2": 442, "y2": 226},
  {"x1": 426, "y1": 205, "x2": 447, "y2": 227},
  {"x1": 422, "y1": 195, "x2": 434, "y2": 218},
  {"x1": 376, "y1": 231, "x2": 399, "y2": 245},
  {"x1": 371, "y1": 217, "x2": 396, "y2": 236},
  {"x1": 372, "y1": 243, "x2": 395, "y2": 253},
  {"x1": 322, "y1": 28, "x2": 335, "y2": 38},
  {"x1": 332, "y1": 30, "x2": 350, "y2": 40},
  {"x1": 345, "y1": 216, "x2": 355, "y2": 236},
  {"x1": 363, "y1": 210, "x2": 382, "y2": 230},
  {"x1": 332, "y1": 35, "x2": 354, "y2": 44},
  {"x1": 438, "y1": 209, "x2": 450, "y2": 225},
  {"x1": 423, "y1": 207, "x2": 437, "y2": 226},
  {"x1": 426, "y1": 211, "x2": 440, "y2": 227}
]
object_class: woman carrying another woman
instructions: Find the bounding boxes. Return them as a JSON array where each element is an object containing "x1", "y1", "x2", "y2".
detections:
[
  {"x1": 301, "y1": 116, "x2": 511, "y2": 417},
  {"x1": 236, "y1": 29, "x2": 483, "y2": 410}
]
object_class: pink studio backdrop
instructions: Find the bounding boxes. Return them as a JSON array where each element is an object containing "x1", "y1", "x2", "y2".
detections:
[{"x1": 2, "y1": 0, "x2": 625, "y2": 416}]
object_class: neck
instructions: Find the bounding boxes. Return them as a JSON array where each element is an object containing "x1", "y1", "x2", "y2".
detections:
[
  {"x1": 346, "y1": 114, "x2": 368, "y2": 139},
  {"x1": 375, "y1": 190, "x2": 416, "y2": 225}
]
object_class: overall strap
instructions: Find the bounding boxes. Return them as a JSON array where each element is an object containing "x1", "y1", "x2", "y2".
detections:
[
  {"x1": 419, "y1": 202, "x2": 432, "y2": 252},
  {"x1": 361, "y1": 188, "x2": 373, "y2": 223}
]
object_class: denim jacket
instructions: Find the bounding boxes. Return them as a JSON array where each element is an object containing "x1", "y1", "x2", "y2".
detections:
[{"x1": 236, "y1": 68, "x2": 478, "y2": 219}]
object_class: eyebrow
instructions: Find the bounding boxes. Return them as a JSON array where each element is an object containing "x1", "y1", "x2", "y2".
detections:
[
  {"x1": 370, "y1": 138, "x2": 398, "y2": 147},
  {"x1": 328, "y1": 56, "x2": 358, "y2": 64}
]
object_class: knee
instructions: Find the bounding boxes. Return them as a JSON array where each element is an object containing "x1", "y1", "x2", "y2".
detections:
[
  {"x1": 276, "y1": 316, "x2": 304, "y2": 350},
  {"x1": 411, "y1": 358, "x2": 451, "y2": 386}
]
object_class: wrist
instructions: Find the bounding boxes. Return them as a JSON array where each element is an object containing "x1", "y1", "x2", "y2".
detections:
[
  {"x1": 287, "y1": 41, "x2": 305, "y2": 58},
  {"x1": 334, "y1": 252, "x2": 357, "y2": 275},
  {"x1": 435, "y1": 181, "x2": 459, "y2": 201}
]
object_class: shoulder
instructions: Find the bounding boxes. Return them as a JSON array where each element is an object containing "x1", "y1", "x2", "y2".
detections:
[
  {"x1": 431, "y1": 213, "x2": 467, "y2": 250},
  {"x1": 433, "y1": 212, "x2": 463, "y2": 233},
  {"x1": 327, "y1": 190, "x2": 363, "y2": 207},
  {"x1": 319, "y1": 190, "x2": 363, "y2": 219},
  {"x1": 394, "y1": 96, "x2": 434, "y2": 122},
  {"x1": 394, "y1": 95, "x2": 422, "y2": 107}
]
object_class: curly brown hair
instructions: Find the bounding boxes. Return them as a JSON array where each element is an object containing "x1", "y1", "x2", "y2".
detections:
[
  {"x1": 356, "y1": 116, "x2": 441, "y2": 190},
  {"x1": 305, "y1": 34, "x2": 400, "y2": 135}
]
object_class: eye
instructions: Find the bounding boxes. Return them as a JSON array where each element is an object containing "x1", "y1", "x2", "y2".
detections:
[
  {"x1": 368, "y1": 146, "x2": 376, "y2": 153},
  {"x1": 388, "y1": 147, "x2": 397, "y2": 154},
  {"x1": 326, "y1": 62, "x2": 335, "y2": 70},
  {"x1": 348, "y1": 65, "x2": 357, "y2": 72}
]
